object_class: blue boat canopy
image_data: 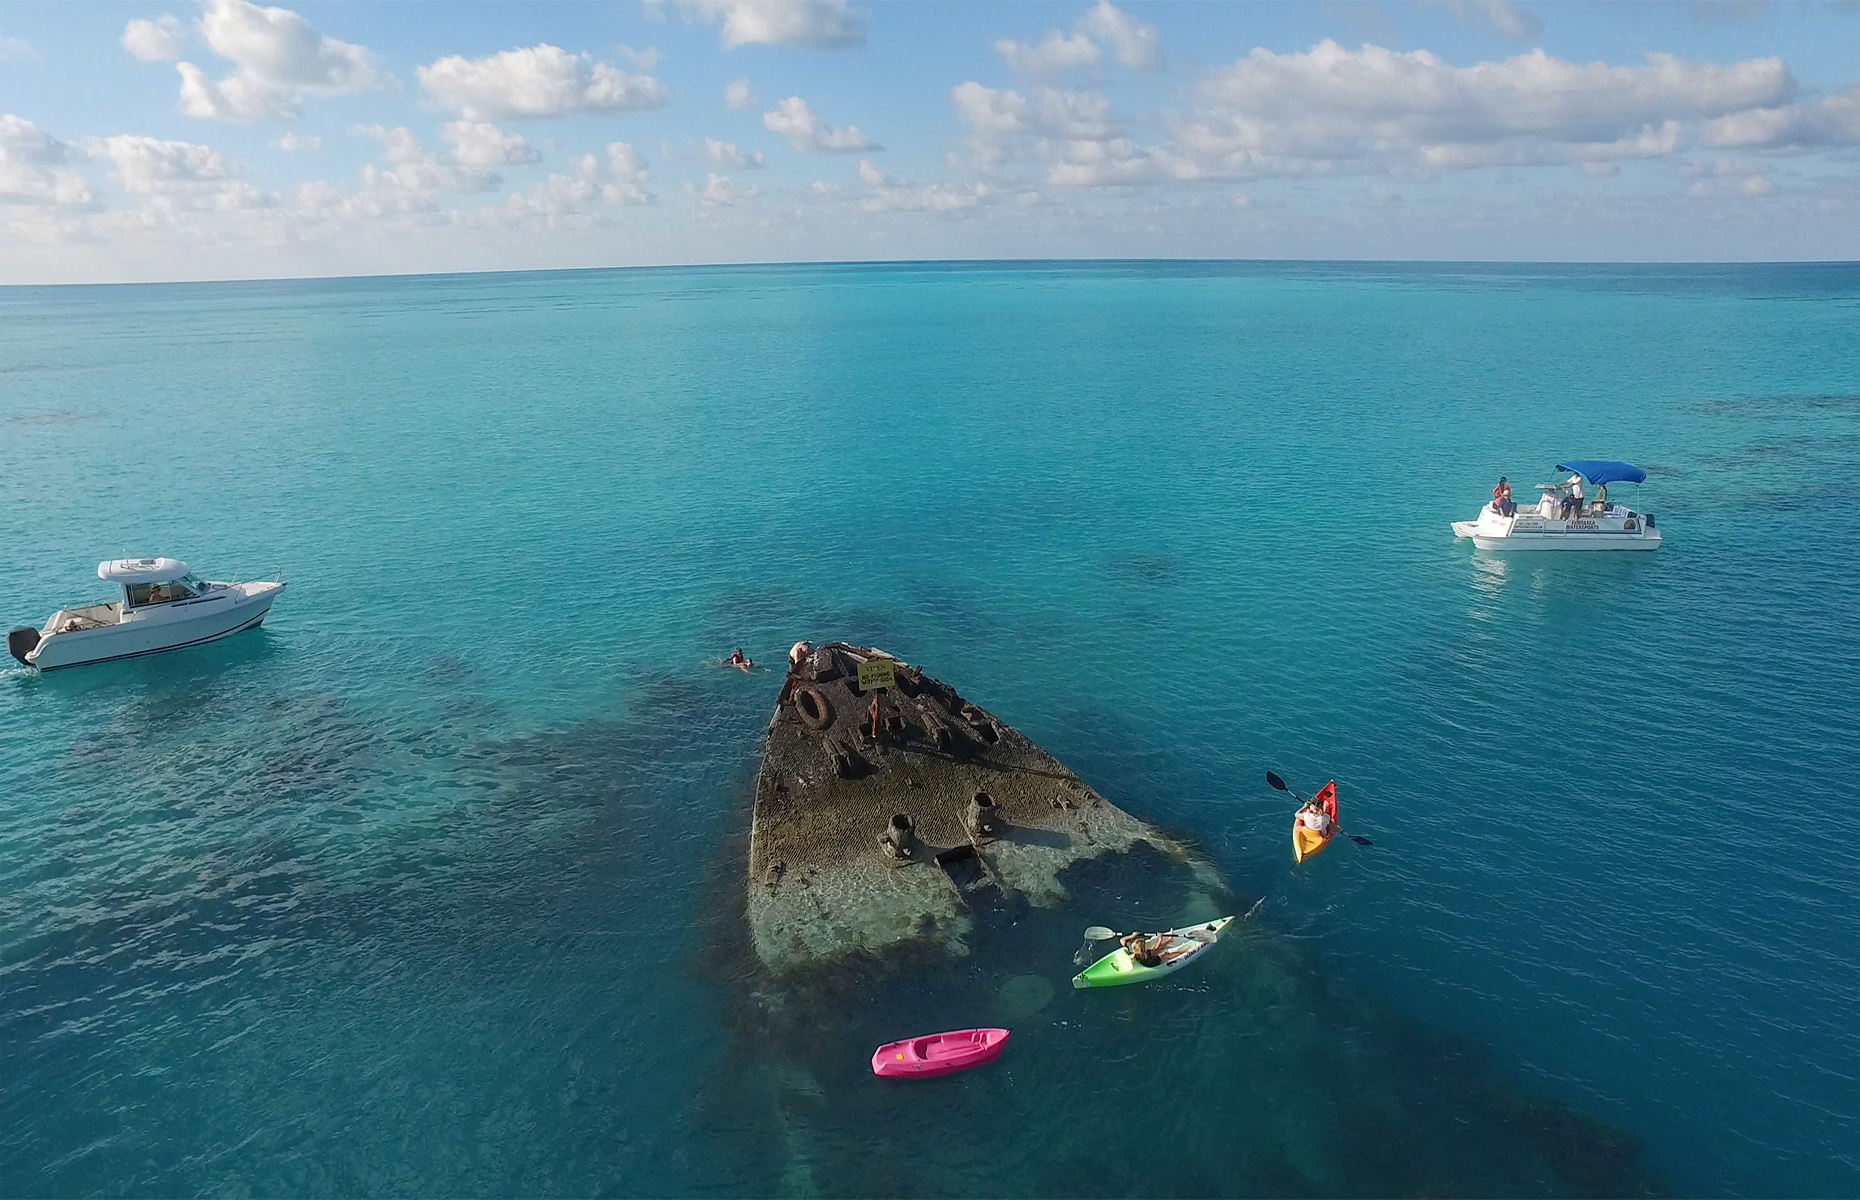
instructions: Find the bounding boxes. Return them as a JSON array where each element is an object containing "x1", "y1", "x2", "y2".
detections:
[{"x1": 1555, "y1": 460, "x2": 1646, "y2": 486}]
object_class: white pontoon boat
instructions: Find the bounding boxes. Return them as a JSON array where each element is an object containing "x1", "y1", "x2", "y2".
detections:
[
  {"x1": 8, "y1": 558, "x2": 285, "y2": 670},
  {"x1": 1452, "y1": 460, "x2": 1661, "y2": 551}
]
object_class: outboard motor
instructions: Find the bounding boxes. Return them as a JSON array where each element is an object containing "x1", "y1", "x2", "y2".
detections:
[
  {"x1": 8, "y1": 627, "x2": 39, "y2": 666},
  {"x1": 879, "y1": 813, "x2": 916, "y2": 861}
]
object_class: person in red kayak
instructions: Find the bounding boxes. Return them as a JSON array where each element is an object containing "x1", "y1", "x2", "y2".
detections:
[
  {"x1": 1491, "y1": 476, "x2": 1515, "y2": 516},
  {"x1": 1298, "y1": 799, "x2": 1335, "y2": 839}
]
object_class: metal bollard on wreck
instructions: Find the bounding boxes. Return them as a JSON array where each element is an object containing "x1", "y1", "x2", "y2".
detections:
[
  {"x1": 880, "y1": 813, "x2": 916, "y2": 861},
  {"x1": 966, "y1": 791, "x2": 1002, "y2": 841}
]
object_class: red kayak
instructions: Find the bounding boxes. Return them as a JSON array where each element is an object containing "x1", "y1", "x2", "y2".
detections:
[
  {"x1": 871, "y1": 1028, "x2": 1009, "y2": 1079},
  {"x1": 1293, "y1": 780, "x2": 1338, "y2": 863}
]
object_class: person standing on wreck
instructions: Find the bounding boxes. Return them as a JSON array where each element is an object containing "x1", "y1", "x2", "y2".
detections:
[{"x1": 868, "y1": 691, "x2": 891, "y2": 747}]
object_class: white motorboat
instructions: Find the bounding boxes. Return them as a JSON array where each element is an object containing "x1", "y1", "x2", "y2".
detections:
[
  {"x1": 1452, "y1": 460, "x2": 1661, "y2": 551},
  {"x1": 8, "y1": 558, "x2": 285, "y2": 670}
]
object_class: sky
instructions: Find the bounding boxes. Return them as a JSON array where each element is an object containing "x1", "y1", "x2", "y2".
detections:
[{"x1": 1, "y1": 0, "x2": 1858, "y2": 283}]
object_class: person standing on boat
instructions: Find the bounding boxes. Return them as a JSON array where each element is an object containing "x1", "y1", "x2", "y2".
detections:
[
  {"x1": 1491, "y1": 476, "x2": 1514, "y2": 516},
  {"x1": 1564, "y1": 470, "x2": 1585, "y2": 518}
]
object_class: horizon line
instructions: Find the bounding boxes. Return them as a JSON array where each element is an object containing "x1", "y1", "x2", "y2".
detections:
[{"x1": 6, "y1": 255, "x2": 1859, "y2": 291}]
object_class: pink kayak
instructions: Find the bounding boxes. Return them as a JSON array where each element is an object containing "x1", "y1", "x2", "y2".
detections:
[{"x1": 870, "y1": 1028, "x2": 1009, "y2": 1079}]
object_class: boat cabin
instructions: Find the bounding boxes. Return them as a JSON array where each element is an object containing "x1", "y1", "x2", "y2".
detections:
[{"x1": 98, "y1": 558, "x2": 212, "y2": 606}]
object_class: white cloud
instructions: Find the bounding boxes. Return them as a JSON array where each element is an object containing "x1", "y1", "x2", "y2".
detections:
[
  {"x1": 1194, "y1": 43, "x2": 1791, "y2": 154},
  {"x1": 951, "y1": 81, "x2": 1152, "y2": 185},
  {"x1": 83, "y1": 132, "x2": 273, "y2": 211},
  {"x1": 90, "y1": 133, "x2": 232, "y2": 191},
  {"x1": 617, "y1": 44, "x2": 661, "y2": 70},
  {"x1": 704, "y1": 137, "x2": 766, "y2": 168},
  {"x1": 122, "y1": 16, "x2": 184, "y2": 62},
  {"x1": 299, "y1": 132, "x2": 651, "y2": 231},
  {"x1": 440, "y1": 120, "x2": 542, "y2": 167},
  {"x1": 0, "y1": 115, "x2": 93, "y2": 208},
  {"x1": 272, "y1": 132, "x2": 320, "y2": 151},
  {"x1": 994, "y1": 31, "x2": 1099, "y2": 75},
  {"x1": 1676, "y1": 155, "x2": 1776, "y2": 198},
  {"x1": 954, "y1": 42, "x2": 1801, "y2": 189},
  {"x1": 1077, "y1": 1, "x2": 1162, "y2": 70},
  {"x1": 0, "y1": 114, "x2": 67, "y2": 168},
  {"x1": 176, "y1": 0, "x2": 381, "y2": 121},
  {"x1": 724, "y1": 78, "x2": 758, "y2": 110},
  {"x1": 354, "y1": 123, "x2": 503, "y2": 198},
  {"x1": 492, "y1": 142, "x2": 654, "y2": 223},
  {"x1": 952, "y1": 82, "x2": 1030, "y2": 137},
  {"x1": 605, "y1": 142, "x2": 652, "y2": 197},
  {"x1": 694, "y1": 172, "x2": 759, "y2": 206},
  {"x1": 418, "y1": 44, "x2": 668, "y2": 121},
  {"x1": 763, "y1": 96, "x2": 879, "y2": 152},
  {"x1": 1170, "y1": 42, "x2": 1793, "y2": 180},
  {"x1": 1702, "y1": 84, "x2": 1860, "y2": 148},
  {"x1": 855, "y1": 158, "x2": 988, "y2": 212},
  {"x1": 1036, "y1": 87, "x2": 1117, "y2": 139},
  {"x1": 1441, "y1": 1, "x2": 1542, "y2": 40},
  {"x1": 995, "y1": 3, "x2": 1160, "y2": 76},
  {"x1": 679, "y1": 0, "x2": 866, "y2": 49},
  {"x1": 178, "y1": 62, "x2": 290, "y2": 120}
]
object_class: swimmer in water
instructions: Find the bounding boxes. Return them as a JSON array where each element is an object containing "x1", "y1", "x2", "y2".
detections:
[{"x1": 728, "y1": 648, "x2": 753, "y2": 673}]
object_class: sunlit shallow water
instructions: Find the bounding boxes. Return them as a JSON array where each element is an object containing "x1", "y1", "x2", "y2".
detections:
[{"x1": 1, "y1": 262, "x2": 1856, "y2": 1197}]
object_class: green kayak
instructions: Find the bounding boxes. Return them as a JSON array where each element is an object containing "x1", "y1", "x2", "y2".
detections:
[{"x1": 1071, "y1": 916, "x2": 1234, "y2": 989}]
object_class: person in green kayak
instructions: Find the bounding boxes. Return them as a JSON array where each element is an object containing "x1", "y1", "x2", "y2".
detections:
[{"x1": 1121, "y1": 931, "x2": 1168, "y2": 968}]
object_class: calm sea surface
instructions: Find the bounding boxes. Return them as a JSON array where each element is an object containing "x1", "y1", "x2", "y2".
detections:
[{"x1": 1, "y1": 262, "x2": 1855, "y2": 1198}]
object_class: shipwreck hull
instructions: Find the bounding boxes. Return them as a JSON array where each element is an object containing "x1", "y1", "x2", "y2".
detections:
[{"x1": 747, "y1": 642, "x2": 1219, "y2": 971}]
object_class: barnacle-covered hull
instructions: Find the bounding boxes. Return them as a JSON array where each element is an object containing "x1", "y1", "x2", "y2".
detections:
[{"x1": 747, "y1": 642, "x2": 1218, "y2": 972}]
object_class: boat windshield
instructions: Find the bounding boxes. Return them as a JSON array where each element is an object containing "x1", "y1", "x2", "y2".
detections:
[{"x1": 125, "y1": 579, "x2": 199, "y2": 607}]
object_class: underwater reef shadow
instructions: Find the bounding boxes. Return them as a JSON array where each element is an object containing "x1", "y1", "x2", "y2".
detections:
[{"x1": 684, "y1": 770, "x2": 1670, "y2": 1199}]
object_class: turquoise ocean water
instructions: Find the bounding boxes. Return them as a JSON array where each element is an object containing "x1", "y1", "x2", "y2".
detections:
[{"x1": 1, "y1": 262, "x2": 1855, "y2": 1197}]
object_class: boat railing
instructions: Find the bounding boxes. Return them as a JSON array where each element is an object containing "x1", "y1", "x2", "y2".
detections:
[{"x1": 48, "y1": 601, "x2": 119, "y2": 632}]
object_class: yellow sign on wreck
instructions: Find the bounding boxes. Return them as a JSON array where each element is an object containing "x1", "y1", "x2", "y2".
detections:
[{"x1": 858, "y1": 658, "x2": 897, "y2": 691}]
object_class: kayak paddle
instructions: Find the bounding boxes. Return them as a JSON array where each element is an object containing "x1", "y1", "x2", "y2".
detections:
[
  {"x1": 1075, "y1": 925, "x2": 1119, "y2": 967},
  {"x1": 1266, "y1": 769, "x2": 1374, "y2": 846}
]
